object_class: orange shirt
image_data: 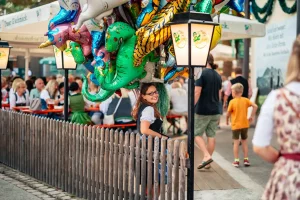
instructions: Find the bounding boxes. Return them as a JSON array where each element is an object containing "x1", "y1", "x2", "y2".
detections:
[{"x1": 228, "y1": 97, "x2": 251, "y2": 130}]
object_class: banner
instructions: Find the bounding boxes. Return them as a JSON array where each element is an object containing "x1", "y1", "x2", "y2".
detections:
[{"x1": 255, "y1": 15, "x2": 296, "y2": 105}]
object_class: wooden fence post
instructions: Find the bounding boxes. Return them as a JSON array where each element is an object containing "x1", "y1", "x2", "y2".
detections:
[
  {"x1": 160, "y1": 137, "x2": 167, "y2": 200},
  {"x1": 99, "y1": 128, "x2": 105, "y2": 200},
  {"x1": 90, "y1": 126, "x2": 96, "y2": 200},
  {"x1": 140, "y1": 134, "x2": 147, "y2": 200},
  {"x1": 179, "y1": 141, "x2": 187, "y2": 200},
  {"x1": 172, "y1": 140, "x2": 180, "y2": 200},
  {"x1": 167, "y1": 140, "x2": 174, "y2": 200},
  {"x1": 128, "y1": 132, "x2": 135, "y2": 200},
  {"x1": 153, "y1": 137, "x2": 160, "y2": 200},
  {"x1": 113, "y1": 130, "x2": 119, "y2": 200},
  {"x1": 108, "y1": 129, "x2": 115, "y2": 200},
  {"x1": 147, "y1": 136, "x2": 153, "y2": 200},
  {"x1": 118, "y1": 131, "x2": 124, "y2": 200},
  {"x1": 95, "y1": 128, "x2": 101, "y2": 200}
]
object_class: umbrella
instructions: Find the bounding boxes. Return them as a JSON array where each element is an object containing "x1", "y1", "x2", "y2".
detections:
[
  {"x1": 39, "y1": 57, "x2": 56, "y2": 65},
  {"x1": 213, "y1": 13, "x2": 266, "y2": 40}
]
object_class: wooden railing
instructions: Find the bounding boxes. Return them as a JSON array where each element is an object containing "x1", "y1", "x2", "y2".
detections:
[{"x1": 0, "y1": 110, "x2": 187, "y2": 200}]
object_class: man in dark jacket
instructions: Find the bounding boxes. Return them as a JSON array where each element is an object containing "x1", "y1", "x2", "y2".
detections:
[{"x1": 223, "y1": 67, "x2": 252, "y2": 109}]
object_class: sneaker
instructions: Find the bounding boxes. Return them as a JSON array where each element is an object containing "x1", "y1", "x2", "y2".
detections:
[
  {"x1": 244, "y1": 159, "x2": 250, "y2": 167},
  {"x1": 232, "y1": 161, "x2": 239, "y2": 167}
]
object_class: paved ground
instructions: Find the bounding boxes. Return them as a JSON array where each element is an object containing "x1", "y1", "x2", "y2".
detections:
[
  {"x1": 0, "y1": 177, "x2": 41, "y2": 200},
  {"x1": 0, "y1": 164, "x2": 81, "y2": 200},
  {"x1": 171, "y1": 115, "x2": 278, "y2": 200}
]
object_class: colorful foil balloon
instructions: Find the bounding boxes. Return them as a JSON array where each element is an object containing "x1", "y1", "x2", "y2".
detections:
[
  {"x1": 91, "y1": 46, "x2": 110, "y2": 68},
  {"x1": 124, "y1": 0, "x2": 141, "y2": 23},
  {"x1": 136, "y1": 0, "x2": 159, "y2": 28},
  {"x1": 102, "y1": 22, "x2": 150, "y2": 91},
  {"x1": 69, "y1": 41, "x2": 86, "y2": 64},
  {"x1": 74, "y1": 0, "x2": 130, "y2": 31},
  {"x1": 40, "y1": 20, "x2": 92, "y2": 56},
  {"x1": 134, "y1": 0, "x2": 190, "y2": 66},
  {"x1": 48, "y1": 0, "x2": 80, "y2": 30}
]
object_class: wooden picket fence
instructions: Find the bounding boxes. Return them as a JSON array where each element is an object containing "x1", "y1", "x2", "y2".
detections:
[{"x1": 0, "y1": 110, "x2": 187, "y2": 200}]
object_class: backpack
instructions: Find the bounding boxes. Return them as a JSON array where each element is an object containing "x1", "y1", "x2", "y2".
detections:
[{"x1": 30, "y1": 98, "x2": 42, "y2": 111}]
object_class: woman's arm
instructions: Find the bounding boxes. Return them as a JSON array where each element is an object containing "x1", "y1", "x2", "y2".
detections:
[
  {"x1": 253, "y1": 146, "x2": 280, "y2": 163},
  {"x1": 140, "y1": 120, "x2": 163, "y2": 138},
  {"x1": 9, "y1": 93, "x2": 16, "y2": 109}
]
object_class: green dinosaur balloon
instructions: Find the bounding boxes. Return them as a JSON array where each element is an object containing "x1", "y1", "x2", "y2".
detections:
[
  {"x1": 70, "y1": 41, "x2": 86, "y2": 64},
  {"x1": 101, "y1": 22, "x2": 150, "y2": 91},
  {"x1": 82, "y1": 61, "x2": 116, "y2": 102}
]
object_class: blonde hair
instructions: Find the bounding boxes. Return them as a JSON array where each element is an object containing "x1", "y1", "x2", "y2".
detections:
[
  {"x1": 45, "y1": 80, "x2": 58, "y2": 98},
  {"x1": 12, "y1": 78, "x2": 23, "y2": 92},
  {"x1": 15, "y1": 80, "x2": 26, "y2": 91},
  {"x1": 285, "y1": 35, "x2": 300, "y2": 84},
  {"x1": 231, "y1": 83, "x2": 244, "y2": 94}
]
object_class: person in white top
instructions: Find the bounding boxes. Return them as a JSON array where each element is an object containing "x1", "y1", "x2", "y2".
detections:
[
  {"x1": 40, "y1": 80, "x2": 63, "y2": 109},
  {"x1": 1, "y1": 77, "x2": 8, "y2": 102},
  {"x1": 9, "y1": 80, "x2": 29, "y2": 109},
  {"x1": 252, "y1": 36, "x2": 300, "y2": 200},
  {"x1": 169, "y1": 82, "x2": 188, "y2": 115}
]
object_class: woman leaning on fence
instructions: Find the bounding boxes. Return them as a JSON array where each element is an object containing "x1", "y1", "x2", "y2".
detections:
[{"x1": 132, "y1": 83, "x2": 169, "y2": 198}]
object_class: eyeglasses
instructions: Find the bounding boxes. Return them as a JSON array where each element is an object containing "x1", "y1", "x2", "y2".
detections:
[{"x1": 146, "y1": 90, "x2": 158, "y2": 96}]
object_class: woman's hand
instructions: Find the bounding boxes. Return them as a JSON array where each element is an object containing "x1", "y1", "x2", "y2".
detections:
[{"x1": 161, "y1": 135, "x2": 169, "y2": 140}]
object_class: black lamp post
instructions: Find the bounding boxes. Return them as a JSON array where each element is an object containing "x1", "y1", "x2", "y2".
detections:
[
  {"x1": 169, "y1": 11, "x2": 218, "y2": 200},
  {"x1": 0, "y1": 41, "x2": 12, "y2": 109},
  {"x1": 53, "y1": 44, "x2": 77, "y2": 121}
]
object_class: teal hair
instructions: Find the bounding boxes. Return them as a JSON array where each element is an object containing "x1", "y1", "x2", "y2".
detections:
[{"x1": 156, "y1": 83, "x2": 169, "y2": 117}]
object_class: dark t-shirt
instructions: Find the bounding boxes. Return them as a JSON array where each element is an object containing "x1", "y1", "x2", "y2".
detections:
[{"x1": 195, "y1": 68, "x2": 222, "y2": 115}]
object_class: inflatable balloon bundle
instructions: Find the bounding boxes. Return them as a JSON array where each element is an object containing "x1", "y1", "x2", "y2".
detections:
[{"x1": 39, "y1": 0, "x2": 244, "y2": 105}]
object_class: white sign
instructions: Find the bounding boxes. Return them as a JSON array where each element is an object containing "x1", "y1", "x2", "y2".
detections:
[{"x1": 255, "y1": 15, "x2": 296, "y2": 95}]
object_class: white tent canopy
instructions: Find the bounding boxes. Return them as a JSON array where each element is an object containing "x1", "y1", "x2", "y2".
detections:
[
  {"x1": 0, "y1": 2, "x2": 59, "y2": 47},
  {"x1": 0, "y1": 2, "x2": 60, "y2": 79},
  {"x1": 213, "y1": 13, "x2": 266, "y2": 41}
]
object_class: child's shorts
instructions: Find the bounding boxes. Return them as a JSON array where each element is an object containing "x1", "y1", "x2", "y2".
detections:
[{"x1": 232, "y1": 128, "x2": 248, "y2": 140}]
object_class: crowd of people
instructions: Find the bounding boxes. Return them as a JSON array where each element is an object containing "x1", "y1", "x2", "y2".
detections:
[{"x1": 1, "y1": 35, "x2": 299, "y2": 199}]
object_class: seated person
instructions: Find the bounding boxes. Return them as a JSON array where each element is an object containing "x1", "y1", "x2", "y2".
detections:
[
  {"x1": 40, "y1": 80, "x2": 62, "y2": 110},
  {"x1": 168, "y1": 82, "x2": 188, "y2": 134},
  {"x1": 9, "y1": 80, "x2": 30, "y2": 109},
  {"x1": 69, "y1": 82, "x2": 92, "y2": 125},
  {"x1": 106, "y1": 89, "x2": 135, "y2": 125},
  {"x1": 169, "y1": 82, "x2": 188, "y2": 116},
  {"x1": 91, "y1": 96, "x2": 112, "y2": 125},
  {"x1": 56, "y1": 82, "x2": 64, "y2": 106},
  {"x1": 29, "y1": 78, "x2": 45, "y2": 100},
  {"x1": 1, "y1": 77, "x2": 8, "y2": 102}
]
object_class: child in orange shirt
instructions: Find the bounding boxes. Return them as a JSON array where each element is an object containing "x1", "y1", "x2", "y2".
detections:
[{"x1": 226, "y1": 83, "x2": 258, "y2": 167}]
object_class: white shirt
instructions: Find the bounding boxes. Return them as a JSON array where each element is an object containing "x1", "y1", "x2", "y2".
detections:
[
  {"x1": 128, "y1": 90, "x2": 137, "y2": 108},
  {"x1": 9, "y1": 92, "x2": 29, "y2": 109},
  {"x1": 252, "y1": 82, "x2": 300, "y2": 147},
  {"x1": 169, "y1": 88, "x2": 188, "y2": 113},
  {"x1": 1, "y1": 88, "x2": 7, "y2": 101},
  {"x1": 9, "y1": 88, "x2": 29, "y2": 101},
  {"x1": 140, "y1": 106, "x2": 156, "y2": 124},
  {"x1": 40, "y1": 89, "x2": 51, "y2": 101},
  {"x1": 100, "y1": 97, "x2": 112, "y2": 114}
]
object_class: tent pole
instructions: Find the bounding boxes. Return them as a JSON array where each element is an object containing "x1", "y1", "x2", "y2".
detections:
[
  {"x1": 243, "y1": 0, "x2": 250, "y2": 80},
  {"x1": 24, "y1": 48, "x2": 30, "y2": 80}
]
